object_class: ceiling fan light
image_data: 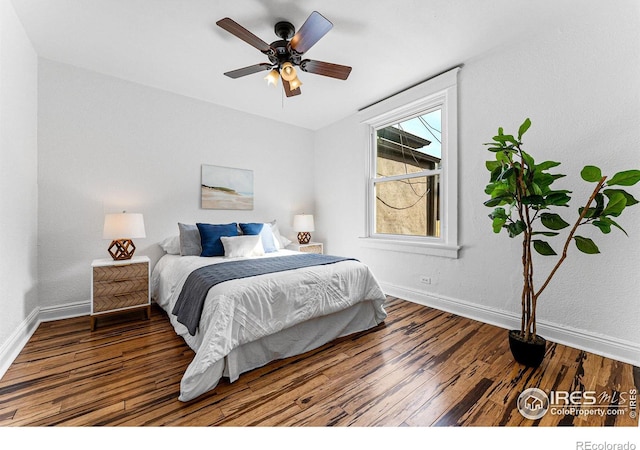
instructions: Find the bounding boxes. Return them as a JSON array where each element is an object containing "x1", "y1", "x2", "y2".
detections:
[
  {"x1": 264, "y1": 69, "x2": 279, "y2": 87},
  {"x1": 289, "y1": 76, "x2": 303, "y2": 90},
  {"x1": 280, "y1": 62, "x2": 297, "y2": 81}
]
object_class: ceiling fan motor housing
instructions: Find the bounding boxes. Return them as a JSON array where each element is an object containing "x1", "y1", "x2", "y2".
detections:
[
  {"x1": 269, "y1": 22, "x2": 301, "y2": 68},
  {"x1": 274, "y1": 21, "x2": 295, "y2": 40}
]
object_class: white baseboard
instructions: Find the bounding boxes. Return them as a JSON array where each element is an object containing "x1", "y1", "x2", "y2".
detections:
[
  {"x1": 381, "y1": 282, "x2": 640, "y2": 367},
  {"x1": 38, "y1": 300, "x2": 91, "y2": 323},
  {"x1": 0, "y1": 306, "x2": 40, "y2": 379},
  {"x1": 0, "y1": 300, "x2": 90, "y2": 380}
]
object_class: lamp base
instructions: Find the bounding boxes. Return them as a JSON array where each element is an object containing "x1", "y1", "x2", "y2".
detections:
[
  {"x1": 297, "y1": 232, "x2": 311, "y2": 245},
  {"x1": 108, "y1": 239, "x2": 136, "y2": 260}
]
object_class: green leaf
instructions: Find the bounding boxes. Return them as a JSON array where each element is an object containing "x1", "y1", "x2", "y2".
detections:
[
  {"x1": 485, "y1": 161, "x2": 501, "y2": 172},
  {"x1": 580, "y1": 165, "x2": 602, "y2": 182},
  {"x1": 492, "y1": 216, "x2": 506, "y2": 233},
  {"x1": 484, "y1": 196, "x2": 512, "y2": 208},
  {"x1": 530, "y1": 182, "x2": 544, "y2": 196},
  {"x1": 533, "y1": 172, "x2": 557, "y2": 190},
  {"x1": 522, "y1": 195, "x2": 545, "y2": 206},
  {"x1": 574, "y1": 236, "x2": 600, "y2": 254},
  {"x1": 490, "y1": 206, "x2": 507, "y2": 217},
  {"x1": 604, "y1": 189, "x2": 639, "y2": 207},
  {"x1": 540, "y1": 213, "x2": 570, "y2": 230},
  {"x1": 521, "y1": 150, "x2": 535, "y2": 168},
  {"x1": 531, "y1": 231, "x2": 560, "y2": 237},
  {"x1": 507, "y1": 220, "x2": 526, "y2": 237},
  {"x1": 496, "y1": 151, "x2": 512, "y2": 165},
  {"x1": 498, "y1": 167, "x2": 515, "y2": 181},
  {"x1": 607, "y1": 217, "x2": 629, "y2": 236},
  {"x1": 517, "y1": 118, "x2": 531, "y2": 140},
  {"x1": 493, "y1": 134, "x2": 517, "y2": 144},
  {"x1": 545, "y1": 192, "x2": 571, "y2": 206},
  {"x1": 535, "y1": 161, "x2": 561, "y2": 171},
  {"x1": 602, "y1": 191, "x2": 627, "y2": 217},
  {"x1": 592, "y1": 216, "x2": 629, "y2": 236},
  {"x1": 533, "y1": 240, "x2": 557, "y2": 256},
  {"x1": 607, "y1": 170, "x2": 640, "y2": 186},
  {"x1": 489, "y1": 166, "x2": 502, "y2": 182},
  {"x1": 592, "y1": 220, "x2": 611, "y2": 234}
]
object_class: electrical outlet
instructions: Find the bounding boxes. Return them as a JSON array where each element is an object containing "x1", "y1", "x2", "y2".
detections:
[{"x1": 420, "y1": 276, "x2": 431, "y2": 285}]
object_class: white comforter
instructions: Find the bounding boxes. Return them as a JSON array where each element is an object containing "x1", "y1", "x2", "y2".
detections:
[{"x1": 151, "y1": 250, "x2": 387, "y2": 401}]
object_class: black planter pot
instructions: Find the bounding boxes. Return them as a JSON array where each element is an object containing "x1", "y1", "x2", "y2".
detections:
[{"x1": 508, "y1": 330, "x2": 547, "y2": 367}]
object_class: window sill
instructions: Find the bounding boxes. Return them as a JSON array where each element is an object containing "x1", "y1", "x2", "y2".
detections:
[{"x1": 359, "y1": 237, "x2": 460, "y2": 259}]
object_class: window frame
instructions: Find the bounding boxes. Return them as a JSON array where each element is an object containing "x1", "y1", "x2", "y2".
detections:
[{"x1": 359, "y1": 67, "x2": 460, "y2": 258}]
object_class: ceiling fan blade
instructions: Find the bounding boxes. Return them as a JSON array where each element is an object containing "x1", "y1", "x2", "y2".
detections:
[
  {"x1": 300, "y1": 60, "x2": 352, "y2": 80},
  {"x1": 290, "y1": 11, "x2": 333, "y2": 54},
  {"x1": 224, "y1": 63, "x2": 273, "y2": 79},
  {"x1": 282, "y1": 79, "x2": 301, "y2": 97},
  {"x1": 216, "y1": 17, "x2": 273, "y2": 54}
]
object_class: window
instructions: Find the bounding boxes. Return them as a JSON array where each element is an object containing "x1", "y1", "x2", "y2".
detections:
[{"x1": 359, "y1": 67, "x2": 459, "y2": 258}]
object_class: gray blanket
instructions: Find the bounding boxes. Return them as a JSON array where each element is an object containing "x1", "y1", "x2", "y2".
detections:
[{"x1": 172, "y1": 253, "x2": 356, "y2": 336}]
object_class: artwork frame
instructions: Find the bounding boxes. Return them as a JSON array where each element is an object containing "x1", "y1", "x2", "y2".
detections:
[{"x1": 201, "y1": 164, "x2": 254, "y2": 210}]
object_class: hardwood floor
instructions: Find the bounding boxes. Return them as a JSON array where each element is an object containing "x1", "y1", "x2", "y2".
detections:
[{"x1": 0, "y1": 297, "x2": 637, "y2": 427}]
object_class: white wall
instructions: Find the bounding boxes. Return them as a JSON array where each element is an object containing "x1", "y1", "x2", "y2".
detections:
[
  {"x1": 0, "y1": 0, "x2": 38, "y2": 366},
  {"x1": 314, "y1": 3, "x2": 640, "y2": 364},
  {"x1": 37, "y1": 59, "x2": 315, "y2": 310}
]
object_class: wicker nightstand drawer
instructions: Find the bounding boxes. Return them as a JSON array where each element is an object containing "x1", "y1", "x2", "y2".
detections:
[
  {"x1": 298, "y1": 244, "x2": 322, "y2": 254},
  {"x1": 287, "y1": 242, "x2": 323, "y2": 254},
  {"x1": 91, "y1": 256, "x2": 150, "y2": 330},
  {"x1": 93, "y1": 290, "x2": 149, "y2": 313},
  {"x1": 93, "y1": 263, "x2": 148, "y2": 282}
]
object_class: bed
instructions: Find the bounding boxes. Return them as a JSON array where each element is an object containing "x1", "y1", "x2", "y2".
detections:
[{"x1": 150, "y1": 223, "x2": 387, "y2": 402}]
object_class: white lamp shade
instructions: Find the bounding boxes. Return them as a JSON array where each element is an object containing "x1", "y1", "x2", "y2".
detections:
[
  {"x1": 103, "y1": 213, "x2": 146, "y2": 239},
  {"x1": 293, "y1": 214, "x2": 315, "y2": 232}
]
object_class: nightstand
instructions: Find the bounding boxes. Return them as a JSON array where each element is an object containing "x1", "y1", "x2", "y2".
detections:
[
  {"x1": 91, "y1": 256, "x2": 150, "y2": 330},
  {"x1": 288, "y1": 242, "x2": 323, "y2": 254}
]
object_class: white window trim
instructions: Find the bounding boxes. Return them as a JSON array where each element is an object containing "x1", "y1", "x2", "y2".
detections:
[{"x1": 357, "y1": 67, "x2": 460, "y2": 259}]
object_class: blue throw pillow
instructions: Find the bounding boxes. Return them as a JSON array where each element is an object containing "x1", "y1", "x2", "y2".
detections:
[
  {"x1": 239, "y1": 222, "x2": 278, "y2": 253},
  {"x1": 197, "y1": 222, "x2": 238, "y2": 257}
]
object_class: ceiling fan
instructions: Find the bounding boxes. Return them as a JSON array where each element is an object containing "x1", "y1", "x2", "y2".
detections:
[{"x1": 216, "y1": 11, "x2": 352, "y2": 97}]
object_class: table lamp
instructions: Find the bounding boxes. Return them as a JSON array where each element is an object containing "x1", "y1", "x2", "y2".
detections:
[
  {"x1": 103, "y1": 212, "x2": 146, "y2": 260},
  {"x1": 293, "y1": 214, "x2": 314, "y2": 244}
]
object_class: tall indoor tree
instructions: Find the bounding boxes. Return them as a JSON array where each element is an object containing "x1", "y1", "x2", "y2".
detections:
[{"x1": 483, "y1": 118, "x2": 640, "y2": 366}]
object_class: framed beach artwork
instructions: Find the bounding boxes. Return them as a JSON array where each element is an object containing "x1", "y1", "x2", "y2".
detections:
[{"x1": 201, "y1": 164, "x2": 254, "y2": 210}]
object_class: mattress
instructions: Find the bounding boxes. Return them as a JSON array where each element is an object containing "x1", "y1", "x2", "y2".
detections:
[{"x1": 151, "y1": 250, "x2": 387, "y2": 401}]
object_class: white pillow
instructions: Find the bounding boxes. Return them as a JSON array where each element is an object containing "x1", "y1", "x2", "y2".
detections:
[
  {"x1": 269, "y1": 220, "x2": 292, "y2": 248},
  {"x1": 159, "y1": 235, "x2": 181, "y2": 255},
  {"x1": 221, "y1": 235, "x2": 265, "y2": 258}
]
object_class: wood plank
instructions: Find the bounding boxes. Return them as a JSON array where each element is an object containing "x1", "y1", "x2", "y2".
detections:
[{"x1": 0, "y1": 299, "x2": 636, "y2": 427}]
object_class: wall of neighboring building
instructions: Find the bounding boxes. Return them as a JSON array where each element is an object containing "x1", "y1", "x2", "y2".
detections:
[
  {"x1": 375, "y1": 157, "x2": 433, "y2": 237},
  {"x1": 313, "y1": 2, "x2": 640, "y2": 364}
]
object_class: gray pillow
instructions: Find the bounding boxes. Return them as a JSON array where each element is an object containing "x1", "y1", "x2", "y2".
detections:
[{"x1": 178, "y1": 223, "x2": 201, "y2": 256}]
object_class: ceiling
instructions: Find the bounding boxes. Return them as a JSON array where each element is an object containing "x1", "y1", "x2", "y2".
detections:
[{"x1": 10, "y1": 0, "x2": 584, "y2": 130}]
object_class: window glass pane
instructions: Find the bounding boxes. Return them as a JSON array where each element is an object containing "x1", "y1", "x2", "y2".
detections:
[
  {"x1": 376, "y1": 109, "x2": 442, "y2": 177},
  {"x1": 375, "y1": 175, "x2": 440, "y2": 237}
]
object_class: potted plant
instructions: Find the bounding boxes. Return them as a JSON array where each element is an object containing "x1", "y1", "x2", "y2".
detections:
[{"x1": 483, "y1": 118, "x2": 640, "y2": 367}]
